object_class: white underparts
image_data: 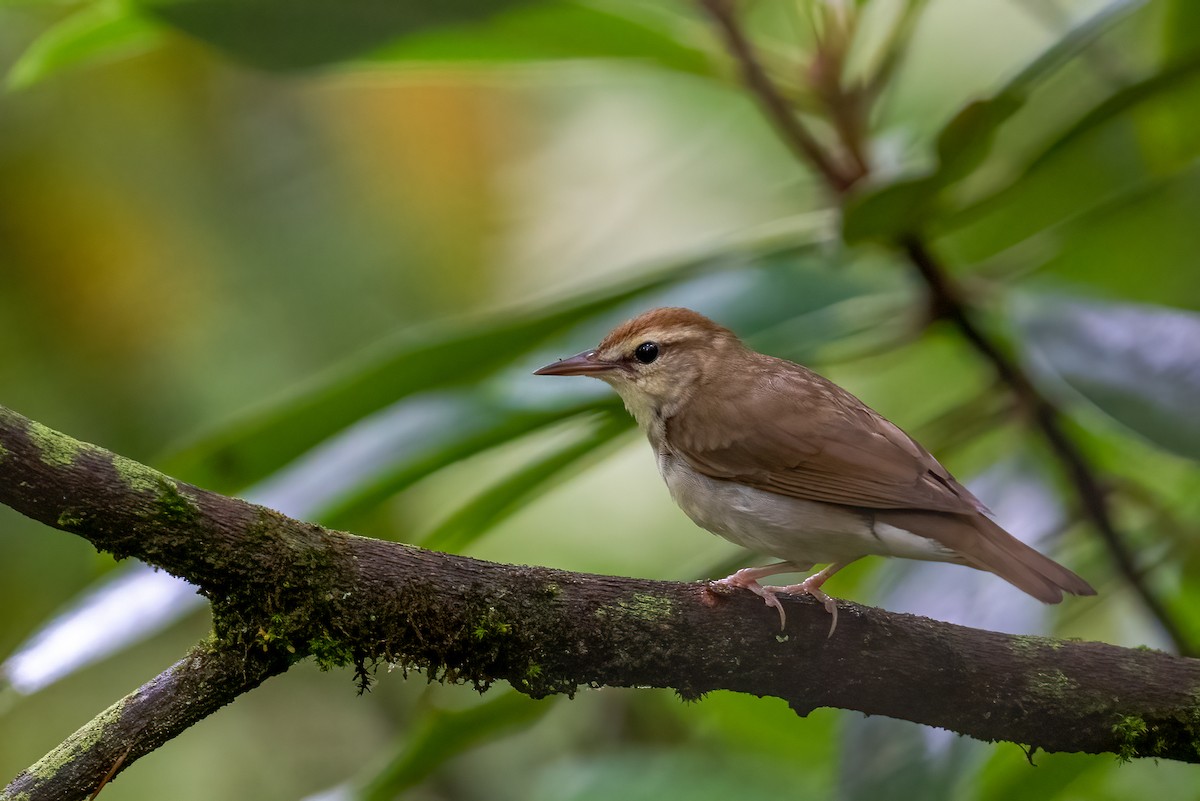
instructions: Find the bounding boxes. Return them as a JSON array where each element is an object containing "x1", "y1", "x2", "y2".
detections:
[
  {"x1": 869, "y1": 522, "x2": 958, "y2": 561},
  {"x1": 657, "y1": 450, "x2": 958, "y2": 566}
]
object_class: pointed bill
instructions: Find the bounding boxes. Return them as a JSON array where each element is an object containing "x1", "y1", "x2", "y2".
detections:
[{"x1": 533, "y1": 350, "x2": 617, "y2": 377}]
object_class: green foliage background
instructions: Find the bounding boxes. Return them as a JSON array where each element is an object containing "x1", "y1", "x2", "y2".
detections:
[{"x1": 1, "y1": 0, "x2": 1199, "y2": 798}]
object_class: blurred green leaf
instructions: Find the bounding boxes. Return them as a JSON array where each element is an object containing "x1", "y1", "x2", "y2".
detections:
[
  {"x1": 530, "y1": 749, "x2": 803, "y2": 801},
  {"x1": 1020, "y1": 52, "x2": 1200, "y2": 176},
  {"x1": 1016, "y1": 293, "x2": 1200, "y2": 461},
  {"x1": 1032, "y1": 164, "x2": 1200, "y2": 308},
  {"x1": 976, "y1": 750, "x2": 1093, "y2": 801},
  {"x1": 163, "y1": 240, "x2": 827, "y2": 495},
  {"x1": 132, "y1": 0, "x2": 543, "y2": 69},
  {"x1": 359, "y1": 691, "x2": 552, "y2": 801},
  {"x1": 421, "y1": 409, "x2": 628, "y2": 553},
  {"x1": 364, "y1": 1, "x2": 710, "y2": 74},
  {"x1": 931, "y1": 95, "x2": 1026, "y2": 186},
  {"x1": 1161, "y1": 0, "x2": 1200, "y2": 68},
  {"x1": 857, "y1": 0, "x2": 930, "y2": 95},
  {"x1": 163, "y1": 257, "x2": 707, "y2": 493},
  {"x1": 1152, "y1": 0, "x2": 1200, "y2": 169},
  {"x1": 6, "y1": 1, "x2": 163, "y2": 90},
  {"x1": 940, "y1": 55, "x2": 1200, "y2": 256},
  {"x1": 130, "y1": 0, "x2": 709, "y2": 73},
  {"x1": 936, "y1": 128, "x2": 1200, "y2": 309},
  {"x1": 843, "y1": 94, "x2": 1024, "y2": 242},
  {"x1": 320, "y1": 395, "x2": 617, "y2": 528},
  {"x1": 999, "y1": 0, "x2": 1147, "y2": 95},
  {"x1": 839, "y1": 717, "x2": 985, "y2": 801},
  {"x1": 843, "y1": 0, "x2": 1145, "y2": 242}
]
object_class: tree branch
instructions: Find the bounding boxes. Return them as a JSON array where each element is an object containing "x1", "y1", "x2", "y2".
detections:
[
  {"x1": 695, "y1": 0, "x2": 1196, "y2": 657},
  {"x1": 699, "y1": 0, "x2": 859, "y2": 192},
  {"x1": 2, "y1": 405, "x2": 1200, "y2": 801},
  {"x1": 3, "y1": 642, "x2": 287, "y2": 801}
]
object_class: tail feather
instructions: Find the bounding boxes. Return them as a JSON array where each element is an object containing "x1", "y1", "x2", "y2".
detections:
[{"x1": 876, "y1": 510, "x2": 1096, "y2": 603}]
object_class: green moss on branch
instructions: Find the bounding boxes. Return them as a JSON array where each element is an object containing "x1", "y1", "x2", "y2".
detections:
[{"x1": 26, "y1": 420, "x2": 88, "y2": 467}]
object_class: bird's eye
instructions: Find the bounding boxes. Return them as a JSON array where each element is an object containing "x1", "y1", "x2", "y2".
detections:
[{"x1": 634, "y1": 342, "x2": 659, "y2": 364}]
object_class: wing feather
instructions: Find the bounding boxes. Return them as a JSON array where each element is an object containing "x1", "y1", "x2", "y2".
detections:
[{"x1": 667, "y1": 356, "x2": 986, "y2": 515}]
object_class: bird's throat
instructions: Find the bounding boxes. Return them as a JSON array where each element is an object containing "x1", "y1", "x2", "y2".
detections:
[{"x1": 617, "y1": 390, "x2": 668, "y2": 449}]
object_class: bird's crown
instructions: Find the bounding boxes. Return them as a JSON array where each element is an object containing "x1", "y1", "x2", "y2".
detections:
[{"x1": 598, "y1": 307, "x2": 737, "y2": 353}]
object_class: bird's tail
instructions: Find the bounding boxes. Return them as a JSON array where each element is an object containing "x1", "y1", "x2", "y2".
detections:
[{"x1": 877, "y1": 510, "x2": 1095, "y2": 603}]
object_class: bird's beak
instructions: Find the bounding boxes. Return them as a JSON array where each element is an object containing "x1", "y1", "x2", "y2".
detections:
[{"x1": 533, "y1": 350, "x2": 616, "y2": 377}]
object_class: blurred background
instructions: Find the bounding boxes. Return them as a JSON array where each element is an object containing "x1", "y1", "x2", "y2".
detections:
[{"x1": 1, "y1": 0, "x2": 1199, "y2": 798}]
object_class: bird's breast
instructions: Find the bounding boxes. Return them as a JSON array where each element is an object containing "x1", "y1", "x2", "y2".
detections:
[{"x1": 654, "y1": 449, "x2": 955, "y2": 566}]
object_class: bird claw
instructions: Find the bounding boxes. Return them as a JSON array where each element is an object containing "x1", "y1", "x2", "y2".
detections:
[
  {"x1": 770, "y1": 579, "x2": 839, "y2": 637},
  {"x1": 712, "y1": 564, "x2": 843, "y2": 635},
  {"x1": 711, "y1": 574, "x2": 788, "y2": 630},
  {"x1": 760, "y1": 589, "x2": 788, "y2": 631}
]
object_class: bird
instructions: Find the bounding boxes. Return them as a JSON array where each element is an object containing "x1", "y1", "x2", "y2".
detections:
[{"x1": 534, "y1": 307, "x2": 1095, "y2": 633}]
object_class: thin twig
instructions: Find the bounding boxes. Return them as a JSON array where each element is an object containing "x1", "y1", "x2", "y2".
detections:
[
  {"x1": 87, "y1": 745, "x2": 131, "y2": 801},
  {"x1": 699, "y1": 0, "x2": 857, "y2": 192},
  {"x1": 901, "y1": 237, "x2": 1194, "y2": 656}
]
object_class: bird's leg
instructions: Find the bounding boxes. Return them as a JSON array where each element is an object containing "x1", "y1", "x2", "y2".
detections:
[
  {"x1": 767, "y1": 559, "x2": 860, "y2": 637},
  {"x1": 711, "y1": 562, "x2": 811, "y2": 630}
]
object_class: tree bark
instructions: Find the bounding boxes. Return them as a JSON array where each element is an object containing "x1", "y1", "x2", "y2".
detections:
[{"x1": 1, "y1": 404, "x2": 1199, "y2": 800}]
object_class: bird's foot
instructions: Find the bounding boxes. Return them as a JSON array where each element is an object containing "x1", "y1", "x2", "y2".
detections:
[
  {"x1": 711, "y1": 569, "x2": 788, "y2": 630},
  {"x1": 769, "y1": 575, "x2": 839, "y2": 637}
]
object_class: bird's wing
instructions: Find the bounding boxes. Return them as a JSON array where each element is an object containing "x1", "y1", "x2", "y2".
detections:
[{"x1": 668, "y1": 358, "x2": 987, "y2": 515}]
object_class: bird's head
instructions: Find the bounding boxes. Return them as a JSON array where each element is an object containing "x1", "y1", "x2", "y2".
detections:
[{"x1": 535, "y1": 307, "x2": 742, "y2": 431}]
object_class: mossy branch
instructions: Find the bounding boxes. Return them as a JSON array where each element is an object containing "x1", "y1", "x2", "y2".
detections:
[
  {"x1": 2, "y1": 405, "x2": 1200, "y2": 800},
  {"x1": 2, "y1": 641, "x2": 287, "y2": 801}
]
